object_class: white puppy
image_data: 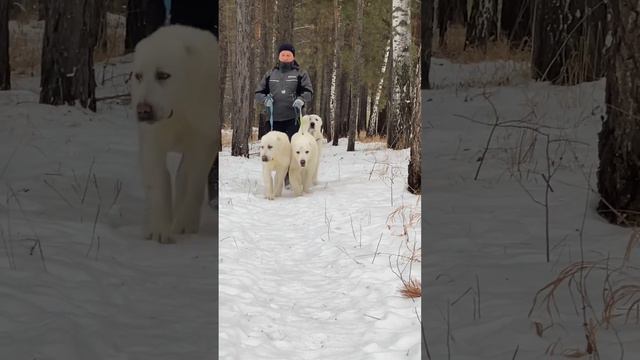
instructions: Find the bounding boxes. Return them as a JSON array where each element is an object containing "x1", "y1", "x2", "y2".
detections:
[
  {"x1": 300, "y1": 114, "x2": 324, "y2": 184},
  {"x1": 130, "y1": 25, "x2": 220, "y2": 243},
  {"x1": 289, "y1": 120, "x2": 319, "y2": 196},
  {"x1": 259, "y1": 131, "x2": 291, "y2": 200}
]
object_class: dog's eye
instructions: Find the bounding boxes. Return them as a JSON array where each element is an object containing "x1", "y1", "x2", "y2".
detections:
[
  {"x1": 134, "y1": 72, "x2": 143, "y2": 81},
  {"x1": 305, "y1": 150, "x2": 309, "y2": 154},
  {"x1": 267, "y1": 145, "x2": 273, "y2": 149},
  {"x1": 156, "y1": 71, "x2": 171, "y2": 81},
  {"x1": 296, "y1": 151, "x2": 300, "y2": 154}
]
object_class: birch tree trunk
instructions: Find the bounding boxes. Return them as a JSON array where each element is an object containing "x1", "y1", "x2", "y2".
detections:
[
  {"x1": 465, "y1": 0, "x2": 498, "y2": 52},
  {"x1": 231, "y1": 0, "x2": 252, "y2": 157},
  {"x1": 330, "y1": 0, "x2": 342, "y2": 146},
  {"x1": 597, "y1": 0, "x2": 640, "y2": 225},
  {"x1": 388, "y1": 0, "x2": 412, "y2": 150},
  {"x1": 322, "y1": 51, "x2": 333, "y2": 140},
  {"x1": 40, "y1": 0, "x2": 105, "y2": 111},
  {"x1": 347, "y1": 0, "x2": 364, "y2": 151},
  {"x1": 369, "y1": 39, "x2": 390, "y2": 136}
]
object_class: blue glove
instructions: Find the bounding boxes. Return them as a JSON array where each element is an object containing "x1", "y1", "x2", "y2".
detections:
[
  {"x1": 293, "y1": 98, "x2": 304, "y2": 109},
  {"x1": 264, "y1": 96, "x2": 273, "y2": 107}
]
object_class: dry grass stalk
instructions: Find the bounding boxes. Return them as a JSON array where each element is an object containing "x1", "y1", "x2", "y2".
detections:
[
  {"x1": 221, "y1": 127, "x2": 258, "y2": 148},
  {"x1": 433, "y1": 25, "x2": 530, "y2": 64},
  {"x1": 623, "y1": 228, "x2": 640, "y2": 264},
  {"x1": 9, "y1": 21, "x2": 42, "y2": 75},
  {"x1": 221, "y1": 129, "x2": 233, "y2": 148},
  {"x1": 358, "y1": 131, "x2": 386, "y2": 144},
  {"x1": 399, "y1": 278, "x2": 421, "y2": 298},
  {"x1": 94, "y1": 15, "x2": 126, "y2": 64},
  {"x1": 531, "y1": 254, "x2": 640, "y2": 356},
  {"x1": 529, "y1": 260, "x2": 608, "y2": 324},
  {"x1": 602, "y1": 284, "x2": 640, "y2": 327},
  {"x1": 386, "y1": 204, "x2": 421, "y2": 238}
]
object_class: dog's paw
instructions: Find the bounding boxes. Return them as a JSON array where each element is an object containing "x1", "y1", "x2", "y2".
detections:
[
  {"x1": 171, "y1": 219, "x2": 199, "y2": 235},
  {"x1": 144, "y1": 230, "x2": 175, "y2": 244}
]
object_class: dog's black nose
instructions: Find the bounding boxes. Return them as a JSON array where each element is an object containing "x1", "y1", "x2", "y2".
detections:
[
  {"x1": 310, "y1": 122, "x2": 315, "y2": 128},
  {"x1": 261, "y1": 155, "x2": 269, "y2": 162},
  {"x1": 300, "y1": 159, "x2": 306, "y2": 167},
  {"x1": 136, "y1": 102, "x2": 155, "y2": 122}
]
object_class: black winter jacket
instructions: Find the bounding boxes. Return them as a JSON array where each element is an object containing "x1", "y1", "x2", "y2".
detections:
[{"x1": 255, "y1": 61, "x2": 313, "y2": 122}]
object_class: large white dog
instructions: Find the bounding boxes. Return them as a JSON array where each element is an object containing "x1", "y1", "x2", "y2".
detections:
[
  {"x1": 130, "y1": 25, "x2": 220, "y2": 243},
  {"x1": 289, "y1": 120, "x2": 319, "y2": 196},
  {"x1": 300, "y1": 114, "x2": 324, "y2": 184},
  {"x1": 259, "y1": 131, "x2": 291, "y2": 200}
]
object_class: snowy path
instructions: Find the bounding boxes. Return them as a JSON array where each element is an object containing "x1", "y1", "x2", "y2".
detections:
[
  {"x1": 1, "y1": 72, "x2": 218, "y2": 359},
  {"x1": 219, "y1": 140, "x2": 421, "y2": 359}
]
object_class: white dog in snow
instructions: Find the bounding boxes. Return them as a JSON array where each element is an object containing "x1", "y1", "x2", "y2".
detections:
[
  {"x1": 130, "y1": 25, "x2": 220, "y2": 243},
  {"x1": 300, "y1": 114, "x2": 324, "y2": 184},
  {"x1": 259, "y1": 131, "x2": 291, "y2": 200}
]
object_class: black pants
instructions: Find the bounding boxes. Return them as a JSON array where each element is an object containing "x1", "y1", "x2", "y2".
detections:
[
  {"x1": 272, "y1": 118, "x2": 300, "y2": 140},
  {"x1": 271, "y1": 118, "x2": 299, "y2": 185}
]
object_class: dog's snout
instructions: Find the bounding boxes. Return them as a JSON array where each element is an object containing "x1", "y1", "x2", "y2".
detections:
[
  {"x1": 136, "y1": 102, "x2": 155, "y2": 122},
  {"x1": 261, "y1": 155, "x2": 269, "y2": 162},
  {"x1": 300, "y1": 159, "x2": 306, "y2": 167},
  {"x1": 309, "y1": 122, "x2": 315, "y2": 129}
]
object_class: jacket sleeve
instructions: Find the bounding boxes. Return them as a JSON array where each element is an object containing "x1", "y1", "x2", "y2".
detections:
[
  {"x1": 297, "y1": 71, "x2": 313, "y2": 105},
  {"x1": 255, "y1": 71, "x2": 270, "y2": 104}
]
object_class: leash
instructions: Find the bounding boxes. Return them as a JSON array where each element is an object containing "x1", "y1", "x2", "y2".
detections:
[
  {"x1": 266, "y1": 96, "x2": 274, "y2": 131},
  {"x1": 294, "y1": 105, "x2": 303, "y2": 126},
  {"x1": 163, "y1": 0, "x2": 171, "y2": 24}
]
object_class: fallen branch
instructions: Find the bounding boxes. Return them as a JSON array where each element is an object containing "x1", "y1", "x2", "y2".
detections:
[{"x1": 96, "y1": 93, "x2": 130, "y2": 102}]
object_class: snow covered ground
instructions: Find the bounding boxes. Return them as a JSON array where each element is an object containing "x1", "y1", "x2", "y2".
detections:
[
  {"x1": 1, "y1": 57, "x2": 218, "y2": 359},
  {"x1": 424, "y1": 59, "x2": 640, "y2": 359},
  {"x1": 218, "y1": 140, "x2": 422, "y2": 359}
]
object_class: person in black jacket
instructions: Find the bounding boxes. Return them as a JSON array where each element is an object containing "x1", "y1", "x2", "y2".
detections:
[{"x1": 255, "y1": 43, "x2": 314, "y2": 140}]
